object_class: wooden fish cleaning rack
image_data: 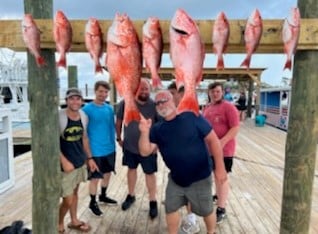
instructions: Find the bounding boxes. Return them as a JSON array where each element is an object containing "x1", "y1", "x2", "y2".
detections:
[{"x1": 1, "y1": 19, "x2": 318, "y2": 53}]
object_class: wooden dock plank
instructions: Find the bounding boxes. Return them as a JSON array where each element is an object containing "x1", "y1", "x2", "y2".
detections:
[{"x1": 1, "y1": 120, "x2": 318, "y2": 233}]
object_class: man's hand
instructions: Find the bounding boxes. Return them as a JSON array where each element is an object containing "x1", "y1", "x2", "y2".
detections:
[
  {"x1": 87, "y1": 159, "x2": 99, "y2": 172},
  {"x1": 139, "y1": 114, "x2": 152, "y2": 133}
]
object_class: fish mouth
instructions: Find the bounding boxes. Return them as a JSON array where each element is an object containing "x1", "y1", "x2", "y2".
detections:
[{"x1": 171, "y1": 26, "x2": 188, "y2": 35}]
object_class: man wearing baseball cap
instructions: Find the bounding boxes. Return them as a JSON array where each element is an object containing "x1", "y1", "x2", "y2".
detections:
[{"x1": 58, "y1": 87, "x2": 98, "y2": 233}]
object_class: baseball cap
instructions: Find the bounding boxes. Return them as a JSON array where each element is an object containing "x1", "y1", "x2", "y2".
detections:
[{"x1": 65, "y1": 88, "x2": 83, "y2": 99}]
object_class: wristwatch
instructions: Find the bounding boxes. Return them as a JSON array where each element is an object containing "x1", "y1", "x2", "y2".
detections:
[{"x1": 116, "y1": 138, "x2": 121, "y2": 142}]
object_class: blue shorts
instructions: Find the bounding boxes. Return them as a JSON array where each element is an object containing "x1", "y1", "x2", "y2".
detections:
[
  {"x1": 165, "y1": 174, "x2": 213, "y2": 217},
  {"x1": 88, "y1": 152, "x2": 116, "y2": 179},
  {"x1": 122, "y1": 149, "x2": 157, "y2": 174}
]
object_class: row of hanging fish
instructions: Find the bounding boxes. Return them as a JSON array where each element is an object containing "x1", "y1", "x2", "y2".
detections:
[
  {"x1": 22, "y1": 11, "x2": 72, "y2": 68},
  {"x1": 21, "y1": 8, "x2": 300, "y2": 75},
  {"x1": 213, "y1": 7, "x2": 300, "y2": 71}
]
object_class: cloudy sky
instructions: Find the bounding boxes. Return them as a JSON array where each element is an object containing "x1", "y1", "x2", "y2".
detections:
[{"x1": 1, "y1": 0, "x2": 298, "y2": 88}]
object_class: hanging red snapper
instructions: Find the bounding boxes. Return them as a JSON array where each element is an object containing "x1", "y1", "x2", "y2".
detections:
[
  {"x1": 240, "y1": 9, "x2": 263, "y2": 69},
  {"x1": 21, "y1": 14, "x2": 45, "y2": 67},
  {"x1": 53, "y1": 10, "x2": 72, "y2": 68},
  {"x1": 170, "y1": 8, "x2": 204, "y2": 116},
  {"x1": 142, "y1": 17, "x2": 163, "y2": 89},
  {"x1": 85, "y1": 17, "x2": 104, "y2": 74},
  {"x1": 212, "y1": 11, "x2": 230, "y2": 70},
  {"x1": 106, "y1": 13, "x2": 142, "y2": 126},
  {"x1": 282, "y1": 7, "x2": 300, "y2": 70}
]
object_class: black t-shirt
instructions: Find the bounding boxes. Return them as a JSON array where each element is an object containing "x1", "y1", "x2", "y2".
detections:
[{"x1": 60, "y1": 118, "x2": 87, "y2": 170}]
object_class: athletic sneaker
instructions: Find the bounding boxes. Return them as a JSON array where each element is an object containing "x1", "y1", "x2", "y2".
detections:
[
  {"x1": 89, "y1": 201, "x2": 103, "y2": 216},
  {"x1": 99, "y1": 195, "x2": 118, "y2": 205},
  {"x1": 121, "y1": 194, "x2": 136, "y2": 210},
  {"x1": 216, "y1": 207, "x2": 226, "y2": 224},
  {"x1": 181, "y1": 216, "x2": 200, "y2": 233}
]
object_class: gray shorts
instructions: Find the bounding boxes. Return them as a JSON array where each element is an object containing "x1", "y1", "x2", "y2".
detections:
[
  {"x1": 165, "y1": 174, "x2": 213, "y2": 217},
  {"x1": 61, "y1": 164, "x2": 87, "y2": 197}
]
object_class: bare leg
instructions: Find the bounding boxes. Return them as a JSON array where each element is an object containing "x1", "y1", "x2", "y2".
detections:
[
  {"x1": 127, "y1": 168, "x2": 137, "y2": 195},
  {"x1": 89, "y1": 178, "x2": 99, "y2": 195},
  {"x1": 69, "y1": 185, "x2": 80, "y2": 224},
  {"x1": 216, "y1": 178, "x2": 229, "y2": 209},
  {"x1": 166, "y1": 211, "x2": 180, "y2": 234},
  {"x1": 145, "y1": 173, "x2": 157, "y2": 201},
  {"x1": 58, "y1": 194, "x2": 73, "y2": 231},
  {"x1": 101, "y1": 172, "x2": 111, "y2": 188},
  {"x1": 203, "y1": 211, "x2": 216, "y2": 234}
]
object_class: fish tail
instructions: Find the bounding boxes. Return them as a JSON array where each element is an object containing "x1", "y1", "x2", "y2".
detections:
[
  {"x1": 216, "y1": 55, "x2": 224, "y2": 70},
  {"x1": 124, "y1": 109, "x2": 141, "y2": 126},
  {"x1": 177, "y1": 95, "x2": 199, "y2": 116},
  {"x1": 57, "y1": 54, "x2": 67, "y2": 68},
  {"x1": 36, "y1": 56, "x2": 46, "y2": 67},
  {"x1": 283, "y1": 59, "x2": 292, "y2": 70},
  {"x1": 240, "y1": 56, "x2": 251, "y2": 69},
  {"x1": 151, "y1": 73, "x2": 162, "y2": 89},
  {"x1": 95, "y1": 64, "x2": 103, "y2": 74}
]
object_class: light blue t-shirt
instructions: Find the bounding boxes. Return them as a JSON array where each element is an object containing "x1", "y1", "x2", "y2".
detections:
[{"x1": 82, "y1": 102, "x2": 116, "y2": 157}]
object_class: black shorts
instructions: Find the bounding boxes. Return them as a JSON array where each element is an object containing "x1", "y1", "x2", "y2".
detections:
[
  {"x1": 122, "y1": 149, "x2": 158, "y2": 174},
  {"x1": 88, "y1": 152, "x2": 116, "y2": 179},
  {"x1": 212, "y1": 156, "x2": 233, "y2": 173},
  {"x1": 237, "y1": 106, "x2": 247, "y2": 111}
]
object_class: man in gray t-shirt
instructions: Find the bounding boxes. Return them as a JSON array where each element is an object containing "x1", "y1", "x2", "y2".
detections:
[{"x1": 116, "y1": 78, "x2": 160, "y2": 219}]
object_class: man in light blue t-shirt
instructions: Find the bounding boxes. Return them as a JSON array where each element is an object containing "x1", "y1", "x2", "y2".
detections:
[{"x1": 82, "y1": 81, "x2": 117, "y2": 217}]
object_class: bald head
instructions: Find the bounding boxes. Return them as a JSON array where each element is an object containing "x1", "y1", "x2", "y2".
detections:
[{"x1": 136, "y1": 78, "x2": 151, "y2": 102}]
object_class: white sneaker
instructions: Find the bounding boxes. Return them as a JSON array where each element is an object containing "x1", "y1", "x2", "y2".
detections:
[{"x1": 181, "y1": 216, "x2": 200, "y2": 234}]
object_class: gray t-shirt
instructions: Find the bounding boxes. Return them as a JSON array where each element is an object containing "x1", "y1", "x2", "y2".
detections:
[{"x1": 116, "y1": 99, "x2": 160, "y2": 154}]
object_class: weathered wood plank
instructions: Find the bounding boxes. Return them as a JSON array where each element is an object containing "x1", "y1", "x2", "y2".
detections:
[{"x1": 1, "y1": 19, "x2": 318, "y2": 53}]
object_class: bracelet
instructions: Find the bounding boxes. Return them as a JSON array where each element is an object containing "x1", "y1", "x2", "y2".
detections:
[
  {"x1": 87, "y1": 157, "x2": 93, "y2": 161},
  {"x1": 116, "y1": 138, "x2": 121, "y2": 142}
]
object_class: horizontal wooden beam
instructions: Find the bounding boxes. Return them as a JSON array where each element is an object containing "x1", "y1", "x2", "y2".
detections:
[
  {"x1": 142, "y1": 67, "x2": 266, "y2": 82},
  {"x1": 1, "y1": 19, "x2": 318, "y2": 53}
]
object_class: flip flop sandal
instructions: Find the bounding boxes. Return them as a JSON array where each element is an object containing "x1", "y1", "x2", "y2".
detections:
[{"x1": 67, "y1": 221, "x2": 91, "y2": 232}]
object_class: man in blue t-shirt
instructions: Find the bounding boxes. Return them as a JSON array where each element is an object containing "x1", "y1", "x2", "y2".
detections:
[
  {"x1": 82, "y1": 81, "x2": 117, "y2": 217},
  {"x1": 138, "y1": 90, "x2": 227, "y2": 234}
]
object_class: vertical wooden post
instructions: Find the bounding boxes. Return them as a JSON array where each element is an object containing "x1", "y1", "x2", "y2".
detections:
[
  {"x1": 247, "y1": 80, "x2": 254, "y2": 118},
  {"x1": 24, "y1": 1, "x2": 60, "y2": 233},
  {"x1": 280, "y1": 1, "x2": 318, "y2": 233},
  {"x1": 109, "y1": 79, "x2": 116, "y2": 105},
  {"x1": 67, "y1": 65, "x2": 78, "y2": 88}
]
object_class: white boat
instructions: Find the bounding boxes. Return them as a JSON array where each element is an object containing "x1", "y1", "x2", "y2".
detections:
[{"x1": 0, "y1": 52, "x2": 29, "y2": 122}]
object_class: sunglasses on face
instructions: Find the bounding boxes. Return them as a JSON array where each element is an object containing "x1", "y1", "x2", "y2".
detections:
[{"x1": 155, "y1": 98, "x2": 169, "y2": 106}]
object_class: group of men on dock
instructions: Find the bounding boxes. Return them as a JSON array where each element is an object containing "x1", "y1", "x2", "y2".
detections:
[{"x1": 58, "y1": 78, "x2": 239, "y2": 234}]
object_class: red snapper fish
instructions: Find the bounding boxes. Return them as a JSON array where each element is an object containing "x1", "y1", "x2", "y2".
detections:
[
  {"x1": 142, "y1": 17, "x2": 163, "y2": 89},
  {"x1": 212, "y1": 11, "x2": 230, "y2": 70},
  {"x1": 169, "y1": 9, "x2": 205, "y2": 116},
  {"x1": 53, "y1": 10, "x2": 72, "y2": 68},
  {"x1": 85, "y1": 17, "x2": 104, "y2": 74},
  {"x1": 282, "y1": 7, "x2": 300, "y2": 70},
  {"x1": 106, "y1": 13, "x2": 142, "y2": 126},
  {"x1": 21, "y1": 14, "x2": 45, "y2": 67},
  {"x1": 240, "y1": 9, "x2": 263, "y2": 69}
]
